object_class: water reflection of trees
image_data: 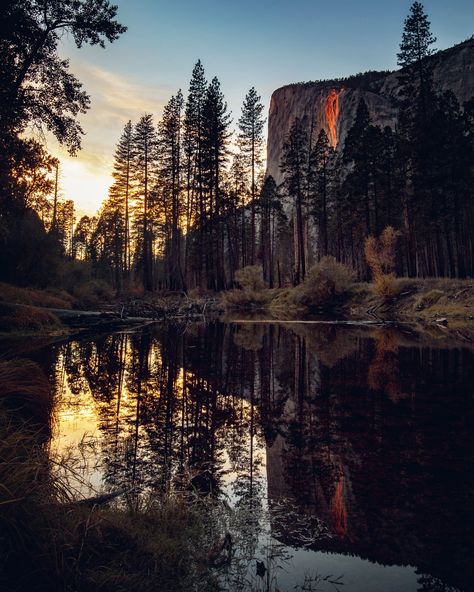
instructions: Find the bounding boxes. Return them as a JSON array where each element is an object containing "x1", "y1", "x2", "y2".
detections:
[{"x1": 51, "y1": 322, "x2": 473, "y2": 592}]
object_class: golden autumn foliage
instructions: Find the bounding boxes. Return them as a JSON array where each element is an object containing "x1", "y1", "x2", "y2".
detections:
[{"x1": 364, "y1": 226, "x2": 400, "y2": 298}]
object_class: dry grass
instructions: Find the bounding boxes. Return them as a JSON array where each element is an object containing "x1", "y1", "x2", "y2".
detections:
[
  {"x1": 0, "y1": 360, "x2": 54, "y2": 433},
  {"x1": 0, "y1": 359, "x2": 218, "y2": 592},
  {"x1": 405, "y1": 279, "x2": 474, "y2": 320},
  {"x1": 221, "y1": 288, "x2": 272, "y2": 310},
  {"x1": 0, "y1": 282, "x2": 74, "y2": 309},
  {"x1": 346, "y1": 276, "x2": 474, "y2": 322},
  {"x1": 414, "y1": 289, "x2": 445, "y2": 311},
  {"x1": 0, "y1": 305, "x2": 62, "y2": 333}
]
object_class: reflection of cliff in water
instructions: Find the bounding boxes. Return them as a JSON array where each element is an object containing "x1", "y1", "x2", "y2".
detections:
[
  {"x1": 44, "y1": 322, "x2": 473, "y2": 591},
  {"x1": 185, "y1": 322, "x2": 474, "y2": 591}
]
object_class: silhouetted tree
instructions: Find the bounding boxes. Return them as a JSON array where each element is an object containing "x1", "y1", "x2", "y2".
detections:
[
  {"x1": 201, "y1": 77, "x2": 232, "y2": 290},
  {"x1": 238, "y1": 87, "x2": 265, "y2": 264},
  {"x1": 109, "y1": 121, "x2": 134, "y2": 282},
  {"x1": 133, "y1": 114, "x2": 158, "y2": 290},
  {"x1": 158, "y1": 91, "x2": 185, "y2": 290},
  {"x1": 309, "y1": 129, "x2": 333, "y2": 258},
  {"x1": 280, "y1": 117, "x2": 309, "y2": 284}
]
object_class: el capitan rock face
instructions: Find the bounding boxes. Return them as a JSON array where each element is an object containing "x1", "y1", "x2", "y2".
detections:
[{"x1": 266, "y1": 38, "x2": 474, "y2": 185}]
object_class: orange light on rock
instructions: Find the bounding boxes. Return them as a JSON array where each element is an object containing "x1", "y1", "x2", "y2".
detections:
[
  {"x1": 330, "y1": 475, "x2": 348, "y2": 537},
  {"x1": 325, "y1": 89, "x2": 341, "y2": 147}
]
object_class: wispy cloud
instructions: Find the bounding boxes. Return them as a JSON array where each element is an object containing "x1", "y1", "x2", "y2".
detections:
[{"x1": 46, "y1": 61, "x2": 172, "y2": 215}]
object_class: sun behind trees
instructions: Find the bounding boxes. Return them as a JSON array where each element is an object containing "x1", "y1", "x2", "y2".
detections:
[
  {"x1": 75, "y1": 64, "x2": 269, "y2": 293},
  {"x1": 0, "y1": 0, "x2": 126, "y2": 287}
]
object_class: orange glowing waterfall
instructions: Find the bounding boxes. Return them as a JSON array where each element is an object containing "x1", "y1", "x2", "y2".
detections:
[
  {"x1": 325, "y1": 89, "x2": 341, "y2": 147},
  {"x1": 330, "y1": 475, "x2": 348, "y2": 538}
]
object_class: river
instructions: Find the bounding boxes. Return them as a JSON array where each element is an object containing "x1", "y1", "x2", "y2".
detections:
[{"x1": 4, "y1": 321, "x2": 473, "y2": 591}]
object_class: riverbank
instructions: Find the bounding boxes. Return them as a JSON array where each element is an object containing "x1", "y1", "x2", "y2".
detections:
[
  {"x1": 1, "y1": 277, "x2": 472, "y2": 339},
  {"x1": 222, "y1": 277, "x2": 474, "y2": 326}
]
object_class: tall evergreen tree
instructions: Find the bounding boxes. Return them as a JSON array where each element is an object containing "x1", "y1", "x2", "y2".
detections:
[
  {"x1": 258, "y1": 175, "x2": 285, "y2": 287},
  {"x1": 238, "y1": 87, "x2": 265, "y2": 264},
  {"x1": 202, "y1": 76, "x2": 232, "y2": 290},
  {"x1": 309, "y1": 129, "x2": 333, "y2": 258},
  {"x1": 109, "y1": 120, "x2": 134, "y2": 281},
  {"x1": 133, "y1": 114, "x2": 158, "y2": 291},
  {"x1": 158, "y1": 91, "x2": 185, "y2": 290},
  {"x1": 184, "y1": 61, "x2": 208, "y2": 286},
  {"x1": 397, "y1": 2, "x2": 438, "y2": 276},
  {"x1": 280, "y1": 117, "x2": 309, "y2": 284},
  {"x1": 397, "y1": 1, "x2": 437, "y2": 121}
]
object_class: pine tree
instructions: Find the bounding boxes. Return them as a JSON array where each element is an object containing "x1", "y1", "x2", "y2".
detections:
[
  {"x1": 229, "y1": 151, "x2": 249, "y2": 269},
  {"x1": 73, "y1": 215, "x2": 96, "y2": 261},
  {"x1": 310, "y1": 129, "x2": 333, "y2": 258},
  {"x1": 184, "y1": 61, "x2": 208, "y2": 286},
  {"x1": 238, "y1": 87, "x2": 265, "y2": 264},
  {"x1": 280, "y1": 117, "x2": 309, "y2": 284},
  {"x1": 343, "y1": 99, "x2": 375, "y2": 237},
  {"x1": 109, "y1": 120, "x2": 134, "y2": 282},
  {"x1": 133, "y1": 114, "x2": 158, "y2": 291},
  {"x1": 202, "y1": 76, "x2": 232, "y2": 290},
  {"x1": 158, "y1": 91, "x2": 185, "y2": 290},
  {"x1": 93, "y1": 197, "x2": 124, "y2": 288},
  {"x1": 258, "y1": 175, "x2": 285, "y2": 287},
  {"x1": 397, "y1": 2, "x2": 436, "y2": 98},
  {"x1": 397, "y1": 2, "x2": 437, "y2": 276}
]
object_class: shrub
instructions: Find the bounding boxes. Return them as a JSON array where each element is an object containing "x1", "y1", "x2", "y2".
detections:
[
  {"x1": 364, "y1": 226, "x2": 400, "y2": 298},
  {"x1": 222, "y1": 266, "x2": 269, "y2": 310},
  {"x1": 221, "y1": 288, "x2": 270, "y2": 310},
  {"x1": 234, "y1": 266, "x2": 265, "y2": 291},
  {"x1": 268, "y1": 288, "x2": 305, "y2": 318},
  {"x1": 414, "y1": 289, "x2": 444, "y2": 311},
  {"x1": 293, "y1": 256, "x2": 356, "y2": 308},
  {"x1": 72, "y1": 279, "x2": 114, "y2": 308}
]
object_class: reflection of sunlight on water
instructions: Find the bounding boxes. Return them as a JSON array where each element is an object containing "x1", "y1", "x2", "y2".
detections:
[{"x1": 50, "y1": 340, "x2": 269, "y2": 502}]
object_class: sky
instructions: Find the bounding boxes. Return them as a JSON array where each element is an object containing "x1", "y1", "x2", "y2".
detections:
[{"x1": 48, "y1": 0, "x2": 474, "y2": 217}]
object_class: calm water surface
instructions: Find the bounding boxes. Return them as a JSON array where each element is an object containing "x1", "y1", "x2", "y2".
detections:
[{"x1": 6, "y1": 321, "x2": 473, "y2": 591}]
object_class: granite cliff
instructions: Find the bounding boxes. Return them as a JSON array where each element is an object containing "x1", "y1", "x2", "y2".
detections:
[{"x1": 266, "y1": 38, "x2": 474, "y2": 185}]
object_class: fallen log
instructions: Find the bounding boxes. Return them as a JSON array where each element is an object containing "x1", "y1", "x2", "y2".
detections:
[{"x1": 70, "y1": 487, "x2": 137, "y2": 507}]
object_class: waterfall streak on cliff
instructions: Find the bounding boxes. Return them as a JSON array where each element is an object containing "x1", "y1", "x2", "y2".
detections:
[{"x1": 325, "y1": 89, "x2": 341, "y2": 147}]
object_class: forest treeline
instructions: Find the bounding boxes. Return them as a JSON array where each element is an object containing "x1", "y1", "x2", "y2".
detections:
[
  {"x1": 0, "y1": 1, "x2": 473, "y2": 295},
  {"x1": 74, "y1": 67, "x2": 270, "y2": 292}
]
